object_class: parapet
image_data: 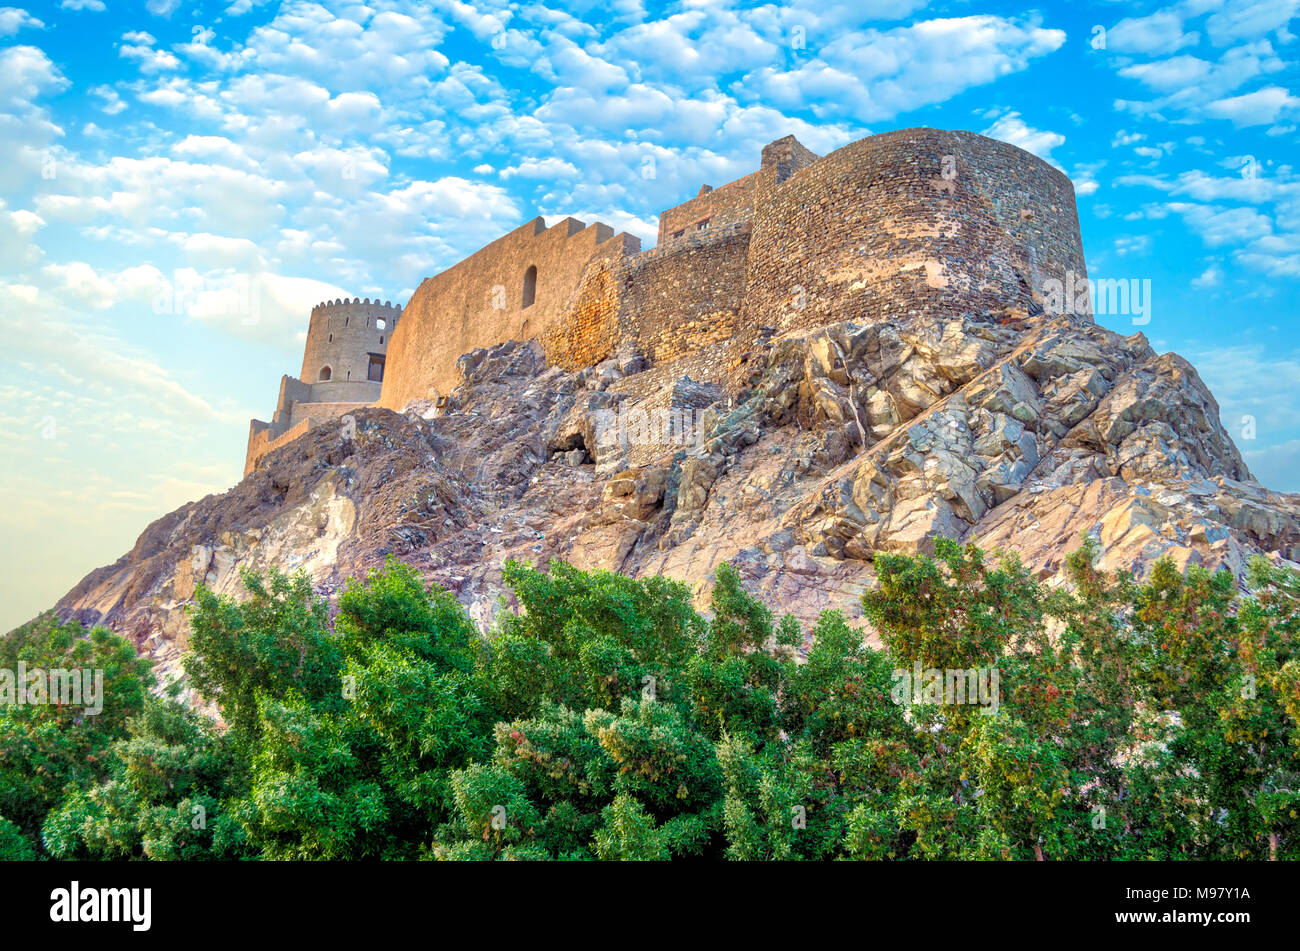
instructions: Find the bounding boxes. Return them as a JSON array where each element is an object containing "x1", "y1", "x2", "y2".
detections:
[{"x1": 310, "y1": 297, "x2": 403, "y2": 320}]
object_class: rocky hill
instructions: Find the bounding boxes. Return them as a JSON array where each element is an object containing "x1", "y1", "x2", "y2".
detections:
[{"x1": 51, "y1": 304, "x2": 1300, "y2": 685}]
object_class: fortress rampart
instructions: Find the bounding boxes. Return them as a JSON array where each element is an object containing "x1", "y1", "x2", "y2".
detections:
[
  {"x1": 246, "y1": 127, "x2": 1088, "y2": 472},
  {"x1": 743, "y1": 129, "x2": 1085, "y2": 335},
  {"x1": 379, "y1": 217, "x2": 641, "y2": 409}
]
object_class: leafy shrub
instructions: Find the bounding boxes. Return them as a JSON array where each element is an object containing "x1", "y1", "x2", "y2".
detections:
[{"x1": 2, "y1": 542, "x2": 1297, "y2": 861}]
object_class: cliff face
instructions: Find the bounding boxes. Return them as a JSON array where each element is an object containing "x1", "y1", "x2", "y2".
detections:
[{"x1": 53, "y1": 306, "x2": 1300, "y2": 685}]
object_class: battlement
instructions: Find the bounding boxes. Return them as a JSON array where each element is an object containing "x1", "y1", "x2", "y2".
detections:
[{"x1": 310, "y1": 297, "x2": 403, "y2": 319}]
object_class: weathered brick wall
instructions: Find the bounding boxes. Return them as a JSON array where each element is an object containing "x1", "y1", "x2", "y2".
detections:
[
  {"x1": 743, "y1": 128, "x2": 1087, "y2": 335},
  {"x1": 379, "y1": 218, "x2": 640, "y2": 409},
  {"x1": 656, "y1": 173, "x2": 760, "y2": 244},
  {"x1": 621, "y1": 224, "x2": 752, "y2": 364},
  {"x1": 540, "y1": 257, "x2": 623, "y2": 371}
]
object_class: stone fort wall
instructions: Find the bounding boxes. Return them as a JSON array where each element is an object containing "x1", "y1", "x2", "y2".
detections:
[
  {"x1": 743, "y1": 128, "x2": 1086, "y2": 335},
  {"x1": 247, "y1": 127, "x2": 1088, "y2": 470},
  {"x1": 532, "y1": 128, "x2": 1085, "y2": 393},
  {"x1": 379, "y1": 217, "x2": 641, "y2": 409}
]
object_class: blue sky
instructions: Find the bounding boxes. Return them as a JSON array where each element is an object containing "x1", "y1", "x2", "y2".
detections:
[{"x1": 1, "y1": 0, "x2": 1298, "y2": 630}]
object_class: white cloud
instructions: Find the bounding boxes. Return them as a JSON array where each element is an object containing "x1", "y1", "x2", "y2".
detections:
[
  {"x1": 1192, "y1": 263, "x2": 1223, "y2": 288},
  {"x1": 501, "y1": 157, "x2": 580, "y2": 179},
  {"x1": 1166, "y1": 202, "x2": 1275, "y2": 246},
  {"x1": 241, "y1": 3, "x2": 452, "y2": 92},
  {"x1": 1205, "y1": 86, "x2": 1300, "y2": 127},
  {"x1": 0, "y1": 45, "x2": 68, "y2": 107},
  {"x1": 0, "y1": 7, "x2": 42, "y2": 35},
  {"x1": 1119, "y1": 55, "x2": 1211, "y2": 92},
  {"x1": 1206, "y1": 0, "x2": 1300, "y2": 47},
  {"x1": 594, "y1": 8, "x2": 780, "y2": 87},
  {"x1": 981, "y1": 110, "x2": 1065, "y2": 161},
  {"x1": 119, "y1": 31, "x2": 181, "y2": 74},
  {"x1": 742, "y1": 16, "x2": 1066, "y2": 123},
  {"x1": 1107, "y1": 11, "x2": 1199, "y2": 55},
  {"x1": 89, "y1": 84, "x2": 127, "y2": 115}
]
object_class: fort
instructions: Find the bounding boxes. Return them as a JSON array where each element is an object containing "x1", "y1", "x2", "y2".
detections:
[
  {"x1": 246, "y1": 127, "x2": 1086, "y2": 472},
  {"x1": 244, "y1": 297, "x2": 401, "y2": 474}
]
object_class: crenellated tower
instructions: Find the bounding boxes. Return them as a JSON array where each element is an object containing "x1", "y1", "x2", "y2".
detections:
[
  {"x1": 301, "y1": 297, "x2": 402, "y2": 386},
  {"x1": 244, "y1": 295, "x2": 400, "y2": 475}
]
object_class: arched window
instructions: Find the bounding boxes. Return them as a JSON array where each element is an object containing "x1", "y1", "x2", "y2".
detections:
[
  {"x1": 319, "y1": 366, "x2": 332, "y2": 381},
  {"x1": 522, "y1": 265, "x2": 537, "y2": 309}
]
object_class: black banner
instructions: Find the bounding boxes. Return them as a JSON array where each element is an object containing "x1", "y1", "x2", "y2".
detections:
[{"x1": 0, "y1": 860, "x2": 1281, "y2": 939}]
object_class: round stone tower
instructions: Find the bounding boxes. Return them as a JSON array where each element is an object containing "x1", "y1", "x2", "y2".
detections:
[
  {"x1": 743, "y1": 128, "x2": 1088, "y2": 335},
  {"x1": 300, "y1": 297, "x2": 402, "y2": 386}
]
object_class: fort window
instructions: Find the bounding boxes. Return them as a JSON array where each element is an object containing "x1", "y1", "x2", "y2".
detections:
[
  {"x1": 376, "y1": 318, "x2": 386, "y2": 331},
  {"x1": 328, "y1": 334, "x2": 333, "y2": 343},
  {"x1": 522, "y1": 265, "x2": 537, "y2": 309},
  {"x1": 696, "y1": 218, "x2": 710, "y2": 230},
  {"x1": 672, "y1": 230, "x2": 684, "y2": 239},
  {"x1": 367, "y1": 353, "x2": 385, "y2": 383},
  {"x1": 379, "y1": 336, "x2": 384, "y2": 345},
  {"x1": 319, "y1": 366, "x2": 332, "y2": 381}
]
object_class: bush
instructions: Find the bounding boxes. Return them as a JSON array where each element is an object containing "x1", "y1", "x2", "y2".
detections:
[{"x1": 4, "y1": 542, "x2": 1298, "y2": 860}]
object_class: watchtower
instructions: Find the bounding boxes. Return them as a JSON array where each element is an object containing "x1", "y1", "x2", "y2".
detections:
[
  {"x1": 302, "y1": 297, "x2": 402, "y2": 386},
  {"x1": 244, "y1": 296, "x2": 401, "y2": 475}
]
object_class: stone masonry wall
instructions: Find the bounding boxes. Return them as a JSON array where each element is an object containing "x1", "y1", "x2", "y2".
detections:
[
  {"x1": 656, "y1": 173, "x2": 761, "y2": 244},
  {"x1": 743, "y1": 128, "x2": 1086, "y2": 335},
  {"x1": 654, "y1": 134, "x2": 817, "y2": 244},
  {"x1": 540, "y1": 257, "x2": 623, "y2": 371},
  {"x1": 621, "y1": 223, "x2": 752, "y2": 364},
  {"x1": 380, "y1": 217, "x2": 640, "y2": 409},
  {"x1": 542, "y1": 224, "x2": 753, "y2": 371}
]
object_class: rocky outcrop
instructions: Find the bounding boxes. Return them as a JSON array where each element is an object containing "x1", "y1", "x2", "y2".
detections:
[{"x1": 50, "y1": 310, "x2": 1300, "y2": 684}]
